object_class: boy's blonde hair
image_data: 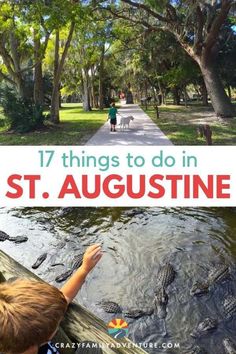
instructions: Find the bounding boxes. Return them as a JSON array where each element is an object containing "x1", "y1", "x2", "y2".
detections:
[{"x1": 0, "y1": 278, "x2": 68, "y2": 353}]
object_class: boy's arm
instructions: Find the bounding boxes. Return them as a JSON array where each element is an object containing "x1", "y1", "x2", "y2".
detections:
[{"x1": 60, "y1": 244, "x2": 102, "y2": 303}]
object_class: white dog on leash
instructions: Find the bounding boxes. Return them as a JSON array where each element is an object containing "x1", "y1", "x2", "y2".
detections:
[{"x1": 119, "y1": 116, "x2": 134, "y2": 131}]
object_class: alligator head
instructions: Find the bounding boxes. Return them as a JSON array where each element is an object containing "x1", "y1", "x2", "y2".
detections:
[
  {"x1": 0, "y1": 231, "x2": 10, "y2": 241},
  {"x1": 191, "y1": 317, "x2": 218, "y2": 338},
  {"x1": 190, "y1": 281, "x2": 209, "y2": 296}
]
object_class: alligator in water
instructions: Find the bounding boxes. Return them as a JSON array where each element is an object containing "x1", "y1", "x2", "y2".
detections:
[
  {"x1": 190, "y1": 264, "x2": 230, "y2": 296},
  {"x1": 71, "y1": 254, "x2": 83, "y2": 270},
  {"x1": 32, "y1": 253, "x2": 47, "y2": 269},
  {"x1": 8, "y1": 236, "x2": 28, "y2": 243},
  {"x1": 55, "y1": 254, "x2": 84, "y2": 283},
  {"x1": 224, "y1": 296, "x2": 236, "y2": 318},
  {"x1": 98, "y1": 301, "x2": 153, "y2": 318},
  {"x1": 190, "y1": 318, "x2": 218, "y2": 338},
  {"x1": 98, "y1": 301, "x2": 122, "y2": 313},
  {"x1": 223, "y1": 338, "x2": 236, "y2": 354},
  {"x1": 152, "y1": 263, "x2": 175, "y2": 318},
  {"x1": 51, "y1": 263, "x2": 64, "y2": 267},
  {"x1": 208, "y1": 264, "x2": 230, "y2": 284},
  {"x1": 0, "y1": 231, "x2": 10, "y2": 241},
  {"x1": 155, "y1": 263, "x2": 175, "y2": 290},
  {"x1": 153, "y1": 287, "x2": 168, "y2": 319},
  {"x1": 0, "y1": 231, "x2": 27, "y2": 243},
  {"x1": 96, "y1": 264, "x2": 174, "y2": 319},
  {"x1": 55, "y1": 269, "x2": 73, "y2": 283},
  {"x1": 58, "y1": 207, "x2": 74, "y2": 216},
  {"x1": 123, "y1": 308, "x2": 153, "y2": 319}
]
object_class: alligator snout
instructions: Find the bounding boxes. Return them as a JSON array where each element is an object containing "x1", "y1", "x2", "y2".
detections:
[
  {"x1": 190, "y1": 281, "x2": 209, "y2": 296},
  {"x1": 190, "y1": 317, "x2": 218, "y2": 338}
]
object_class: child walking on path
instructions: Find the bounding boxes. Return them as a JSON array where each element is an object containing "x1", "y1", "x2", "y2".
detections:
[
  {"x1": 0, "y1": 244, "x2": 102, "y2": 354},
  {"x1": 108, "y1": 103, "x2": 118, "y2": 132}
]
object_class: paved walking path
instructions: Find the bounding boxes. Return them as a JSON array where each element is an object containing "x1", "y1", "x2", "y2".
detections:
[{"x1": 86, "y1": 103, "x2": 173, "y2": 145}]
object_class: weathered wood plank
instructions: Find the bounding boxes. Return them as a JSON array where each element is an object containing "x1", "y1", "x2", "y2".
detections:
[{"x1": 0, "y1": 250, "x2": 148, "y2": 354}]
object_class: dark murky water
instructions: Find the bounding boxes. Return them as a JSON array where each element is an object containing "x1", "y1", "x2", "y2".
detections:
[{"x1": 0, "y1": 207, "x2": 236, "y2": 354}]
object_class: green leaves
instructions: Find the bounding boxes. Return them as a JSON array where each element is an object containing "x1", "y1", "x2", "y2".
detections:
[
  {"x1": 145, "y1": 0, "x2": 168, "y2": 12},
  {"x1": 0, "y1": 85, "x2": 45, "y2": 132}
]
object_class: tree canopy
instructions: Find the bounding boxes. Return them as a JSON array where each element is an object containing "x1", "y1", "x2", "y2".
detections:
[{"x1": 0, "y1": 0, "x2": 235, "y2": 132}]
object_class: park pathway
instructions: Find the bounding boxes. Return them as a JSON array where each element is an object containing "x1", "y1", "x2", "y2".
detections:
[{"x1": 86, "y1": 103, "x2": 173, "y2": 145}]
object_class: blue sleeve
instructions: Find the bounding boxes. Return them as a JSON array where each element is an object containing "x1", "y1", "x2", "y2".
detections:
[{"x1": 38, "y1": 342, "x2": 60, "y2": 354}]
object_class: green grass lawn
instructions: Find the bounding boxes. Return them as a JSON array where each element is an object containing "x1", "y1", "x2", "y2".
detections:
[
  {"x1": 145, "y1": 103, "x2": 236, "y2": 145},
  {"x1": 1, "y1": 102, "x2": 235, "y2": 145},
  {"x1": 0, "y1": 103, "x2": 108, "y2": 145}
]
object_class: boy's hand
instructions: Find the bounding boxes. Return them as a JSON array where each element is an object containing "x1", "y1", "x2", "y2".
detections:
[
  {"x1": 81, "y1": 244, "x2": 103, "y2": 275},
  {"x1": 61, "y1": 244, "x2": 102, "y2": 303}
]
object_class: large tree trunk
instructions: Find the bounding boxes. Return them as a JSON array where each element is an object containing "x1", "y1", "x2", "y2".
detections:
[
  {"x1": 183, "y1": 86, "x2": 188, "y2": 107},
  {"x1": 9, "y1": 32, "x2": 28, "y2": 98},
  {"x1": 90, "y1": 66, "x2": 96, "y2": 108},
  {"x1": 50, "y1": 30, "x2": 60, "y2": 124},
  {"x1": 200, "y1": 81, "x2": 208, "y2": 106},
  {"x1": 91, "y1": 67, "x2": 98, "y2": 108},
  {"x1": 198, "y1": 55, "x2": 235, "y2": 118},
  {"x1": 33, "y1": 29, "x2": 44, "y2": 106},
  {"x1": 172, "y1": 87, "x2": 180, "y2": 105},
  {"x1": 50, "y1": 22, "x2": 75, "y2": 123},
  {"x1": 151, "y1": 85, "x2": 159, "y2": 118},
  {"x1": 82, "y1": 68, "x2": 91, "y2": 112},
  {"x1": 99, "y1": 45, "x2": 105, "y2": 110},
  {"x1": 15, "y1": 75, "x2": 28, "y2": 98},
  {"x1": 50, "y1": 85, "x2": 60, "y2": 123},
  {"x1": 158, "y1": 80, "x2": 164, "y2": 105}
]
